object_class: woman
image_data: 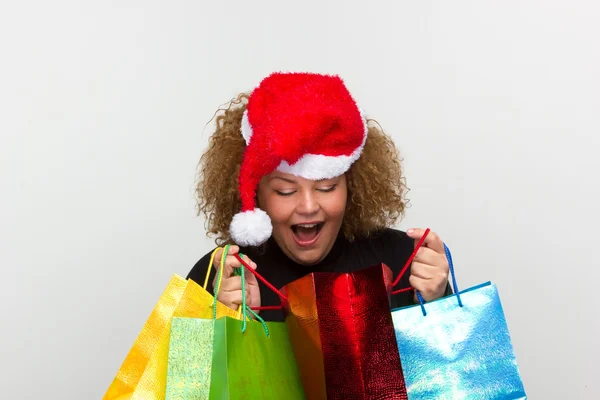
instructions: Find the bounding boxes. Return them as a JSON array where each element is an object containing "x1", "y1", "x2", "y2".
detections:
[{"x1": 187, "y1": 72, "x2": 451, "y2": 322}]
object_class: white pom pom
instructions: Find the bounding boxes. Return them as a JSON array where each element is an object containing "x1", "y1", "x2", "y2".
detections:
[{"x1": 230, "y1": 209, "x2": 272, "y2": 246}]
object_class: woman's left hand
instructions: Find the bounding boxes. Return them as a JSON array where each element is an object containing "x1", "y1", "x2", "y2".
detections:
[{"x1": 406, "y1": 228, "x2": 450, "y2": 302}]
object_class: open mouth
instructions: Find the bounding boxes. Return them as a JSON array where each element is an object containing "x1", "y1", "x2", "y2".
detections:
[{"x1": 291, "y1": 222, "x2": 324, "y2": 246}]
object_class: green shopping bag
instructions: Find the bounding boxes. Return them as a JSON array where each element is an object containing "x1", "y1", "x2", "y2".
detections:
[
  {"x1": 166, "y1": 246, "x2": 305, "y2": 399},
  {"x1": 209, "y1": 316, "x2": 305, "y2": 399},
  {"x1": 167, "y1": 316, "x2": 305, "y2": 400}
]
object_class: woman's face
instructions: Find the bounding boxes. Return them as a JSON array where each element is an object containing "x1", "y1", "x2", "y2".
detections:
[{"x1": 257, "y1": 171, "x2": 347, "y2": 266}]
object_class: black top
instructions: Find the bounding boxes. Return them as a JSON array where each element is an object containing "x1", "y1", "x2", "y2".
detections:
[{"x1": 187, "y1": 228, "x2": 451, "y2": 322}]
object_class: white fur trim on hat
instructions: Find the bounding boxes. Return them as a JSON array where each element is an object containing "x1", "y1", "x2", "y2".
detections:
[
  {"x1": 230, "y1": 208, "x2": 272, "y2": 246},
  {"x1": 241, "y1": 110, "x2": 253, "y2": 144},
  {"x1": 275, "y1": 115, "x2": 369, "y2": 180}
]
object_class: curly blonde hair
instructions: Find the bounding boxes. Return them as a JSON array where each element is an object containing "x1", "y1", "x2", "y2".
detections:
[{"x1": 195, "y1": 94, "x2": 409, "y2": 246}]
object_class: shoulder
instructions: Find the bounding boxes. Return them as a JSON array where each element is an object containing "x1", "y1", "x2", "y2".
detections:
[
  {"x1": 186, "y1": 244, "x2": 260, "y2": 283},
  {"x1": 356, "y1": 228, "x2": 414, "y2": 274},
  {"x1": 360, "y1": 227, "x2": 413, "y2": 252},
  {"x1": 376, "y1": 227, "x2": 409, "y2": 241}
]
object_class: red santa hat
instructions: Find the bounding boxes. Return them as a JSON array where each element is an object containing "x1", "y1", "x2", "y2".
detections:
[{"x1": 230, "y1": 72, "x2": 368, "y2": 246}]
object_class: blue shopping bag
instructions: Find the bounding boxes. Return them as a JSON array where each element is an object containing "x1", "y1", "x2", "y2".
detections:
[{"x1": 391, "y1": 244, "x2": 527, "y2": 400}]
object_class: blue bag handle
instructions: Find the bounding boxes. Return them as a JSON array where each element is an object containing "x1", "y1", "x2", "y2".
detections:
[{"x1": 415, "y1": 243, "x2": 463, "y2": 316}]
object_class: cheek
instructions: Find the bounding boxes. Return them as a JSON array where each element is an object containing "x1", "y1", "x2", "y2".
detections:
[
  {"x1": 258, "y1": 191, "x2": 294, "y2": 225},
  {"x1": 324, "y1": 190, "x2": 347, "y2": 220}
]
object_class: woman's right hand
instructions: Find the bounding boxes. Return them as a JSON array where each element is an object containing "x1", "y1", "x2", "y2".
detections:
[{"x1": 212, "y1": 245, "x2": 261, "y2": 312}]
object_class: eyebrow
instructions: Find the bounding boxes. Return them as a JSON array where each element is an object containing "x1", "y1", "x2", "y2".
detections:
[
  {"x1": 269, "y1": 176, "x2": 297, "y2": 184},
  {"x1": 269, "y1": 176, "x2": 332, "y2": 184}
]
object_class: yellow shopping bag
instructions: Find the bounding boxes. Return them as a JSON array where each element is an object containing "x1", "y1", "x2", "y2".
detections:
[{"x1": 103, "y1": 247, "x2": 243, "y2": 400}]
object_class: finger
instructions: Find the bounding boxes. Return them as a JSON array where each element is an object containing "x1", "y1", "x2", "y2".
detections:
[
  {"x1": 240, "y1": 254, "x2": 259, "y2": 285},
  {"x1": 227, "y1": 288, "x2": 253, "y2": 307},
  {"x1": 212, "y1": 257, "x2": 240, "y2": 289},
  {"x1": 410, "y1": 262, "x2": 435, "y2": 280},
  {"x1": 212, "y1": 245, "x2": 240, "y2": 270},
  {"x1": 227, "y1": 245, "x2": 240, "y2": 255},
  {"x1": 413, "y1": 247, "x2": 445, "y2": 267},
  {"x1": 219, "y1": 249, "x2": 243, "y2": 279},
  {"x1": 233, "y1": 253, "x2": 256, "y2": 270},
  {"x1": 409, "y1": 275, "x2": 429, "y2": 292},
  {"x1": 409, "y1": 274, "x2": 448, "y2": 302},
  {"x1": 245, "y1": 286, "x2": 254, "y2": 307},
  {"x1": 219, "y1": 252, "x2": 258, "y2": 284},
  {"x1": 407, "y1": 228, "x2": 444, "y2": 254},
  {"x1": 220, "y1": 276, "x2": 242, "y2": 292},
  {"x1": 212, "y1": 248, "x2": 223, "y2": 270},
  {"x1": 218, "y1": 287, "x2": 254, "y2": 308},
  {"x1": 224, "y1": 255, "x2": 243, "y2": 278},
  {"x1": 217, "y1": 291, "x2": 242, "y2": 309},
  {"x1": 412, "y1": 260, "x2": 449, "y2": 282},
  {"x1": 241, "y1": 254, "x2": 257, "y2": 269}
]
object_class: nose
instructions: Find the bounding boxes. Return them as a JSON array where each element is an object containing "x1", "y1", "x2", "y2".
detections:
[{"x1": 296, "y1": 190, "x2": 320, "y2": 216}]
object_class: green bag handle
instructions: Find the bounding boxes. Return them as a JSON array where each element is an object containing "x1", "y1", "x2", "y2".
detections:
[
  {"x1": 212, "y1": 244, "x2": 270, "y2": 337},
  {"x1": 235, "y1": 256, "x2": 270, "y2": 336}
]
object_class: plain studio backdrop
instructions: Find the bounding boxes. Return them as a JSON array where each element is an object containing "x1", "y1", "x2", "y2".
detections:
[{"x1": 1, "y1": 1, "x2": 599, "y2": 399}]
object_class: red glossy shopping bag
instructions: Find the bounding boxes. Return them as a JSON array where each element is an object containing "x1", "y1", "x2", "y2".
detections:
[{"x1": 282, "y1": 264, "x2": 408, "y2": 400}]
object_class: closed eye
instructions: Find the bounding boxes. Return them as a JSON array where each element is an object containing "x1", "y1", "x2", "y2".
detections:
[
  {"x1": 317, "y1": 185, "x2": 337, "y2": 193},
  {"x1": 275, "y1": 190, "x2": 296, "y2": 196}
]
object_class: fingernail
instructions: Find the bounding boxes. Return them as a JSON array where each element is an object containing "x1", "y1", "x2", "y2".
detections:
[{"x1": 407, "y1": 229, "x2": 414, "y2": 234}]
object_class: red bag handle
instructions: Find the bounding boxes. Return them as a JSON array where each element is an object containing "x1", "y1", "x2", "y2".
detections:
[
  {"x1": 391, "y1": 228, "x2": 430, "y2": 295},
  {"x1": 233, "y1": 228, "x2": 430, "y2": 308},
  {"x1": 233, "y1": 253, "x2": 287, "y2": 311}
]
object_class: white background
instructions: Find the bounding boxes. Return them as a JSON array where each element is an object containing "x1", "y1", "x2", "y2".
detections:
[{"x1": 1, "y1": 1, "x2": 598, "y2": 399}]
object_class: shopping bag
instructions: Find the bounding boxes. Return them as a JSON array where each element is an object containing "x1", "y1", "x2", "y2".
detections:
[
  {"x1": 167, "y1": 316, "x2": 305, "y2": 400},
  {"x1": 166, "y1": 317, "x2": 215, "y2": 400},
  {"x1": 278, "y1": 262, "x2": 408, "y2": 400},
  {"x1": 103, "y1": 274, "x2": 187, "y2": 400},
  {"x1": 391, "y1": 243, "x2": 527, "y2": 400},
  {"x1": 104, "y1": 247, "x2": 243, "y2": 400},
  {"x1": 165, "y1": 251, "x2": 305, "y2": 400},
  {"x1": 166, "y1": 255, "x2": 305, "y2": 400},
  {"x1": 208, "y1": 316, "x2": 306, "y2": 399}
]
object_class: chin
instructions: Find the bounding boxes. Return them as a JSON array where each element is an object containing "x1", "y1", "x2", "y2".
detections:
[
  {"x1": 273, "y1": 228, "x2": 335, "y2": 266},
  {"x1": 292, "y1": 250, "x2": 325, "y2": 266}
]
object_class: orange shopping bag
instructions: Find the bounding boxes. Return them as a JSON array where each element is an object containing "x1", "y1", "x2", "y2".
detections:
[{"x1": 103, "y1": 246, "x2": 243, "y2": 400}]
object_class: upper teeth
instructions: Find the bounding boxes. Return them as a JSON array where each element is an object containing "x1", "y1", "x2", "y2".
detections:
[{"x1": 297, "y1": 224, "x2": 317, "y2": 228}]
